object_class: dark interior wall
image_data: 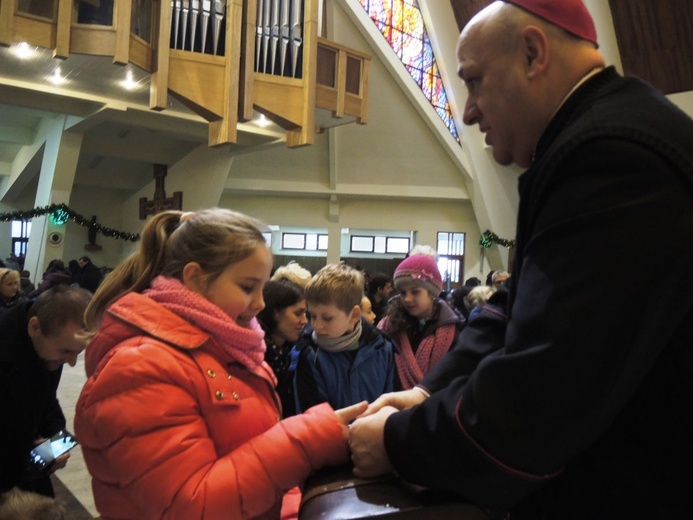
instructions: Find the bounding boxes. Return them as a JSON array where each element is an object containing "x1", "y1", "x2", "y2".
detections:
[{"x1": 608, "y1": 0, "x2": 693, "y2": 94}]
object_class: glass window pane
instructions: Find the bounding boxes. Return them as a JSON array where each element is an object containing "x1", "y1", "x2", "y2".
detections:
[
  {"x1": 282, "y1": 233, "x2": 306, "y2": 250},
  {"x1": 17, "y1": 0, "x2": 56, "y2": 18},
  {"x1": 386, "y1": 237, "x2": 410, "y2": 254},
  {"x1": 12, "y1": 221, "x2": 23, "y2": 237},
  {"x1": 440, "y1": 257, "x2": 460, "y2": 283},
  {"x1": 351, "y1": 236, "x2": 374, "y2": 253},
  {"x1": 374, "y1": 236, "x2": 387, "y2": 253},
  {"x1": 306, "y1": 234, "x2": 318, "y2": 250},
  {"x1": 75, "y1": 0, "x2": 114, "y2": 25},
  {"x1": 131, "y1": 0, "x2": 152, "y2": 42},
  {"x1": 318, "y1": 234, "x2": 329, "y2": 250}
]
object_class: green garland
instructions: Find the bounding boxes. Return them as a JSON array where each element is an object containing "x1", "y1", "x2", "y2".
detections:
[
  {"x1": 479, "y1": 229, "x2": 515, "y2": 249},
  {"x1": 0, "y1": 203, "x2": 140, "y2": 242}
]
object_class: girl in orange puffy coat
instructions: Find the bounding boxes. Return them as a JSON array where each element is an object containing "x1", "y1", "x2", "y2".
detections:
[{"x1": 75, "y1": 208, "x2": 365, "y2": 520}]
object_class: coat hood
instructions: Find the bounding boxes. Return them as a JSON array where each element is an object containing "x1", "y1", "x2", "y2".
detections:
[{"x1": 85, "y1": 292, "x2": 210, "y2": 377}]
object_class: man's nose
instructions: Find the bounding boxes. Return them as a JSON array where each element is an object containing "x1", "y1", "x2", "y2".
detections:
[{"x1": 463, "y1": 99, "x2": 479, "y2": 126}]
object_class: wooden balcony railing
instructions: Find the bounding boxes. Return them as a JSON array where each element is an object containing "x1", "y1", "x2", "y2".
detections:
[{"x1": 0, "y1": 0, "x2": 370, "y2": 148}]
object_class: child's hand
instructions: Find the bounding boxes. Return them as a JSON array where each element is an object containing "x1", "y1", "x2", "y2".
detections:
[
  {"x1": 334, "y1": 401, "x2": 369, "y2": 439},
  {"x1": 359, "y1": 388, "x2": 428, "y2": 418}
]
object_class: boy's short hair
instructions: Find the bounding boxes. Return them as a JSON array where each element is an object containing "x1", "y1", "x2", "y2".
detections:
[
  {"x1": 305, "y1": 263, "x2": 364, "y2": 314},
  {"x1": 29, "y1": 285, "x2": 92, "y2": 336}
]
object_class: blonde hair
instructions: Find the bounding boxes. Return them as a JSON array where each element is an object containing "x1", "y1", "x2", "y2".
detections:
[
  {"x1": 85, "y1": 208, "x2": 267, "y2": 331},
  {"x1": 0, "y1": 268, "x2": 20, "y2": 284},
  {"x1": 466, "y1": 285, "x2": 495, "y2": 309},
  {"x1": 305, "y1": 263, "x2": 364, "y2": 314},
  {"x1": 271, "y1": 261, "x2": 312, "y2": 288}
]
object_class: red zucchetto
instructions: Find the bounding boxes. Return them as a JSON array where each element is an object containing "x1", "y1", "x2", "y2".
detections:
[{"x1": 504, "y1": 0, "x2": 598, "y2": 47}]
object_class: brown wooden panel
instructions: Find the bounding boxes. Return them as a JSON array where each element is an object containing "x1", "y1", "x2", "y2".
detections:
[
  {"x1": 609, "y1": 0, "x2": 693, "y2": 94},
  {"x1": 317, "y1": 46, "x2": 337, "y2": 88},
  {"x1": 449, "y1": 0, "x2": 494, "y2": 32},
  {"x1": 346, "y1": 56, "x2": 361, "y2": 95}
]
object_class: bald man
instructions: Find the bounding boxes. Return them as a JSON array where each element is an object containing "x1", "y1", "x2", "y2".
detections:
[{"x1": 348, "y1": 1, "x2": 693, "y2": 518}]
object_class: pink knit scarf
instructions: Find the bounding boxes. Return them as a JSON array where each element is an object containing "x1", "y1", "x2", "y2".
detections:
[
  {"x1": 144, "y1": 276, "x2": 266, "y2": 370},
  {"x1": 394, "y1": 324, "x2": 455, "y2": 390}
]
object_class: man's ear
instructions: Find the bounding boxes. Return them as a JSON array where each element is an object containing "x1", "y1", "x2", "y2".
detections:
[
  {"x1": 520, "y1": 25, "x2": 549, "y2": 77},
  {"x1": 182, "y1": 262, "x2": 205, "y2": 293},
  {"x1": 27, "y1": 316, "x2": 41, "y2": 338}
]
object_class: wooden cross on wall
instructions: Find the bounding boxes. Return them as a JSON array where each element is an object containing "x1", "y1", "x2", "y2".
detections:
[{"x1": 139, "y1": 164, "x2": 183, "y2": 219}]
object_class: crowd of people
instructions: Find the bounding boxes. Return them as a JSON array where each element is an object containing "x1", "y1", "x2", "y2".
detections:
[
  {"x1": 2, "y1": 0, "x2": 692, "y2": 518},
  {"x1": 1, "y1": 212, "x2": 489, "y2": 519},
  {"x1": 0, "y1": 256, "x2": 105, "y2": 317}
]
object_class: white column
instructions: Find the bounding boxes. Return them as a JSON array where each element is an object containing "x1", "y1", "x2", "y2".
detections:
[{"x1": 25, "y1": 116, "x2": 83, "y2": 279}]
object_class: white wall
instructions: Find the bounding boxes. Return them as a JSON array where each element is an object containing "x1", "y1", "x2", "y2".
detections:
[{"x1": 221, "y1": 194, "x2": 487, "y2": 282}]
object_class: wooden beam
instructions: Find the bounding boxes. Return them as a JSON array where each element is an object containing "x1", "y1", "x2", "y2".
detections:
[
  {"x1": 0, "y1": 0, "x2": 14, "y2": 46},
  {"x1": 113, "y1": 0, "x2": 132, "y2": 64},
  {"x1": 286, "y1": 0, "x2": 318, "y2": 147},
  {"x1": 238, "y1": 0, "x2": 257, "y2": 122},
  {"x1": 335, "y1": 46, "x2": 347, "y2": 118},
  {"x1": 209, "y1": 0, "x2": 243, "y2": 146},
  {"x1": 54, "y1": 0, "x2": 72, "y2": 59},
  {"x1": 150, "y1": 0, "x2": 172, "y2": 110}
]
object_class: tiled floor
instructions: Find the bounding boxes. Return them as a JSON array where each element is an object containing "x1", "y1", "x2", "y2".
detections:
[{"x1": 55, "y1": 353, "x2": 99, "y2": 518}]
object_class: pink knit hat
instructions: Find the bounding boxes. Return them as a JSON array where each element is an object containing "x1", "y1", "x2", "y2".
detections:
[
  {"x1": 504, "y1": 0, "x2": 598, "y2": 47},
  {"x1": 393, "y1": 255, "x2": 443, "y2": 296}
]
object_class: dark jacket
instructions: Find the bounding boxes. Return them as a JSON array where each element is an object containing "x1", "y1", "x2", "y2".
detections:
[
  {"x1": 292, "y1": 319, "x2": 395, "y2": 413},
  {"x1": 0, "y1": 292, "x2": 29, "y2": 317},
  {"x1": 0, "y1": 302, "x2": 65, "y2": 497},
  {"x1": 26, "y1": 269, "x2": 71, "y2": 299},
  {"x1": 384, "y1": 68, "x2": 693, "y2": 519},
  {"x1": 79, "y1": 262, "x2": 102, "y2": 293}
]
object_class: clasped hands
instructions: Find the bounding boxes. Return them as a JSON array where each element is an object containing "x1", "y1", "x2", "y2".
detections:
[{"x1": 334, "y1": 388, "x2": 428, "y2": 478}]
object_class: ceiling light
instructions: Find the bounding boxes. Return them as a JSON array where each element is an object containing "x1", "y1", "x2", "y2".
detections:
[
  {"x1": 48, "y1": 67, "x2": 67, "y2": 86},
  {"x1": 119, "y1": 69, "x2": 141, "y2": 91},
  {"x1": 10, "y1": 42, "x2": 38, "y2": 60},
  {"x1": 255, "y1": 114, "x2": 272, "y2": 127}
]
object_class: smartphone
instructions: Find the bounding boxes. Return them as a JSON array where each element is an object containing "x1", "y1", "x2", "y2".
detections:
[{"x1": 26, "y1": 429, "x2": 78, "y2": 476}]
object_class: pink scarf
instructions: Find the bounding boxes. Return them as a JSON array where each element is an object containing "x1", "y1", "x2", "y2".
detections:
[
  {"x1": 144, "y1": 276, "x2": 266, "y2": 370},
  {"x1": 390, "y1": 321, "x2": 455, "y2": 390}
]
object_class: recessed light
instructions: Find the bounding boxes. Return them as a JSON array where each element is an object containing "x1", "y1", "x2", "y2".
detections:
[
  {"x1": 255, "y1": 114, "x2": 272, "y2": 127},
  {"x1": 48, "y1": 67, "x2": 67, "y2": 85},
  {"x1": 119, "y1": 69, "x2": 141, "y2": 91},
  {"x1": 10, "y1": 42, "x2": 38, "y2": 60}
]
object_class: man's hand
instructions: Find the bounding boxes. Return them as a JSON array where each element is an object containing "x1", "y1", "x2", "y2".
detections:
[
  {"x1": 48, "y1": 452, "x2": 70, "y2": 474},
  {"x1": 359, "y1": 388, "x2": 428, "y2": 418},
  {"x1": 334, "y1": 401, "x2": 369, "y2": 440},
  {"x1": 348, "y1": 405, "x2": 397, "y2": 478}
]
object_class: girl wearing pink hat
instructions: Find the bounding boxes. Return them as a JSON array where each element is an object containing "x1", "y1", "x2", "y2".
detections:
[{"x1": 378, "y1": 254, "x2": 465, "y2": 390}]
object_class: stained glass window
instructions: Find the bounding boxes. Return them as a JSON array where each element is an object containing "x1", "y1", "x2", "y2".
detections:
[{"x1": 358, "y1": 0, "x2": 459, "y2": 140}]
